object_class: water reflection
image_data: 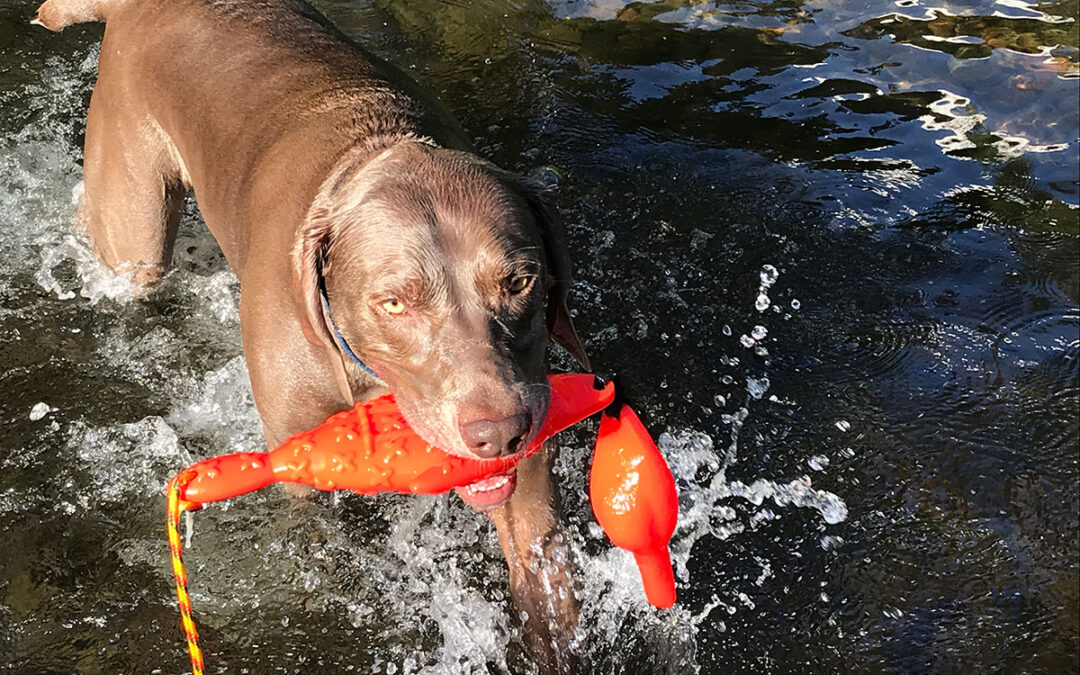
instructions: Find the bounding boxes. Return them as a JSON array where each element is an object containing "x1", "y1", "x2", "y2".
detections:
[
  {"x1": 371, "y1": 0, "x2": 1077, "y2": 199},
  {"x1": 845, "y1": 9, "x2": 1078, "y2": 67}
]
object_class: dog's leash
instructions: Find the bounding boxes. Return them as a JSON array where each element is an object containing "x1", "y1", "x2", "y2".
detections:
[{"x1": 166, "y1": 470, "x2": 204, "y2": 675}]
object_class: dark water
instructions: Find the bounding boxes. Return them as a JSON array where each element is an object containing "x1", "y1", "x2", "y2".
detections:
[{"x1": 1, "y1": 0, "x2": 1077, "y2": 672}]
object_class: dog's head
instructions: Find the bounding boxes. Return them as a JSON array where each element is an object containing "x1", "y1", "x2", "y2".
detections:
[{"x1": 293, "y1": 141, "x2": 588, "y2": 475}]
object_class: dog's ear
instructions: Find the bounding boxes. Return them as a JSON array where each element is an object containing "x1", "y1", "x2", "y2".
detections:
[
  {"x1": 292, "y1": 205, "x2": 356, "y2": 405},
  {"x1": 516, "y1": 179, "x2": 591, "y2": 371}
]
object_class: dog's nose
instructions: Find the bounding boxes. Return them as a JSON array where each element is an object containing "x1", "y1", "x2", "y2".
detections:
[{"x1": 460, "y1": 414, "x2": 531, "y2": 459}]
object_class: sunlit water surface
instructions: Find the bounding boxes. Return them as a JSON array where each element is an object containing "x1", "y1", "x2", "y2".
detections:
[{"x1": 1, "y1": 0, "x2": 1077, "y2": 672}]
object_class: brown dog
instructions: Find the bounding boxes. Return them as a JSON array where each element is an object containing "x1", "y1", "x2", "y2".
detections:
[{"x1": 35, "y1": 0, "x2": 590, "y2": 669}]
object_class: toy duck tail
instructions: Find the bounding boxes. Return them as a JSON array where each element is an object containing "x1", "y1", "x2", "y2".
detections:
[{"x1": 634, "y1": 548, "x2": 677, "y2": 609}]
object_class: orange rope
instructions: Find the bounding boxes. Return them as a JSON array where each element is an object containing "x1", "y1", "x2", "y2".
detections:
[{"x1": 167, "y1": 471, "x2": 205, "y2": 675}]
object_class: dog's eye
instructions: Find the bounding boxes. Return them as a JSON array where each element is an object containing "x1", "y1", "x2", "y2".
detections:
[
  {"x1": 507, "y1": 275, "x2": 532, "y2": 295},
  {"x1": 381, "y1": 299, "x2": 407, "y2": 315}
]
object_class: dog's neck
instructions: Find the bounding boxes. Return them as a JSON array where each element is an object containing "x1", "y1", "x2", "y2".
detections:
[{"x1": 315, "y1": 254, "x2": 383, "y2": 384}]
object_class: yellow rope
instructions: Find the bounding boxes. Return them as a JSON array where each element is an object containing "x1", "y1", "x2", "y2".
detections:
[{"x1": 167, "y1": 471, "x2": 204, "y2": 675}]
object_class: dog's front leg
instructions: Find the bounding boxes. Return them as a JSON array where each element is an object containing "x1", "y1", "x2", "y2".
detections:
[{"x1": 489, "y1": 445, "x2": 581, "y2": 674}]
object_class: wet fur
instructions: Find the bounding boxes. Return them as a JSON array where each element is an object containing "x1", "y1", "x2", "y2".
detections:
[{"x1": 35, "y1": 0, "x2": 589, "y2": 670}]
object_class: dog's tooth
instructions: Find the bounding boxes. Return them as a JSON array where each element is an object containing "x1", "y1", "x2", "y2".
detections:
[{"x1": 464, "y1": 474, "x2": 511, "y2": 495}]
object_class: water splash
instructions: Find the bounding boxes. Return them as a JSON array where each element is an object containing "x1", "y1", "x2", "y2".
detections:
[{"x1": 35, "y1": 231, "x2": 144, "y2": 304}]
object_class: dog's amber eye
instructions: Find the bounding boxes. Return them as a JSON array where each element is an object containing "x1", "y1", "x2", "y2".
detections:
[
  {"x1": 507, "y1": 275, "x2": 532, "y2": 295},
  {"x1": 381, "y1": 299, "x2": 406, "y2": 315}
]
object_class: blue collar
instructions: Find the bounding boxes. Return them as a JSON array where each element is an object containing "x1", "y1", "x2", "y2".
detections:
[{"x1": 318, "y1": 279, "x2": 383, "y2": 383}]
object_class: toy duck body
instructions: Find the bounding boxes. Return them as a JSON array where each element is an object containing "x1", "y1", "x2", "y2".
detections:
[{"x1": 177, "y1": 374, "x2": 614, "y2": 506}]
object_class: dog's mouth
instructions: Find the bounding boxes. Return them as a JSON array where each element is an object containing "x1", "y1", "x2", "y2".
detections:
[{"x1": 454, "y1": 469, "x2": 517, "y2": 510}]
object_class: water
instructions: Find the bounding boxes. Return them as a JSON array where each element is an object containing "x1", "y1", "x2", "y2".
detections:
[{"x1": 1, "y1": 0, "x2": 1076, "y2": 672}]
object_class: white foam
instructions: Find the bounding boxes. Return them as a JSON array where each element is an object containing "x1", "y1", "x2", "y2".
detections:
[
  {"x1": 68, "y1": 415, "x2": 186, "y2": 506},
  {"x1": 378, "y1": 496, "x2": 514, "y2": 674},
  {"x1": 0, "y1": 52, "x2": 100, "y2": 308},
  {"x1": 34, "y1": 232, "x2": 144, "y2": 304},
  {"x1": 167, "y1": 356, "x2": 262, "y2": 451}
]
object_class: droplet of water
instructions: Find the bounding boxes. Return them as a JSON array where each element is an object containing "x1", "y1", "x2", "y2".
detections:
[
  {"x1": 835, "y1": 420, "x2": 851, "y2": 432},
  {"x1": 759, "y1": 265, "x2": 779, "y2": 287},
  {"x1": 713, "y1": 394, "x2": 726, "y2": 407},
  {"x1": 184, "y1": 511, "x2": 194, "y2": 548},
  {"x1": 740, "y1": 334, "x2": 756, "y2": 348},
  {"x1": 821, "y1": 534, "x2": 845, "y2": 550},
  {"x1": 808, "y1": 455, "x2": 830, "y2": 471},
  {"x1": 755, "y1": 293, "x2": 771, "y2": 312},
  {"x1": 791, "y1": 299, "x2": 801, "y2": 310},
  {"x1": 751, "y1": 325, "x2": 767, "y2": 340},
  {"x1": 747, "y1": 377, "x2": 770, "y2": 399},
  {"x1": 722, "y1": 324, "x2": 732, "y2": 336},
  {"x1": 29, "y1": 402, "x2": 54, "y2": 421},
  {"x1": 737, "y1": 592, "x2": 756, "y2": 610}
]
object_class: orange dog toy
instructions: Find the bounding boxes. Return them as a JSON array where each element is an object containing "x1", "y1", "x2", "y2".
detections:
[
  {"x1": 174, "y1": 374, "x2": 615, "y2": 507},
  {"x1": 166, "y1": 373, "x2": 677, "y2": 674},
  {"x1": 590, "y1": 400, "x2": 678, "y2": 609}
]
